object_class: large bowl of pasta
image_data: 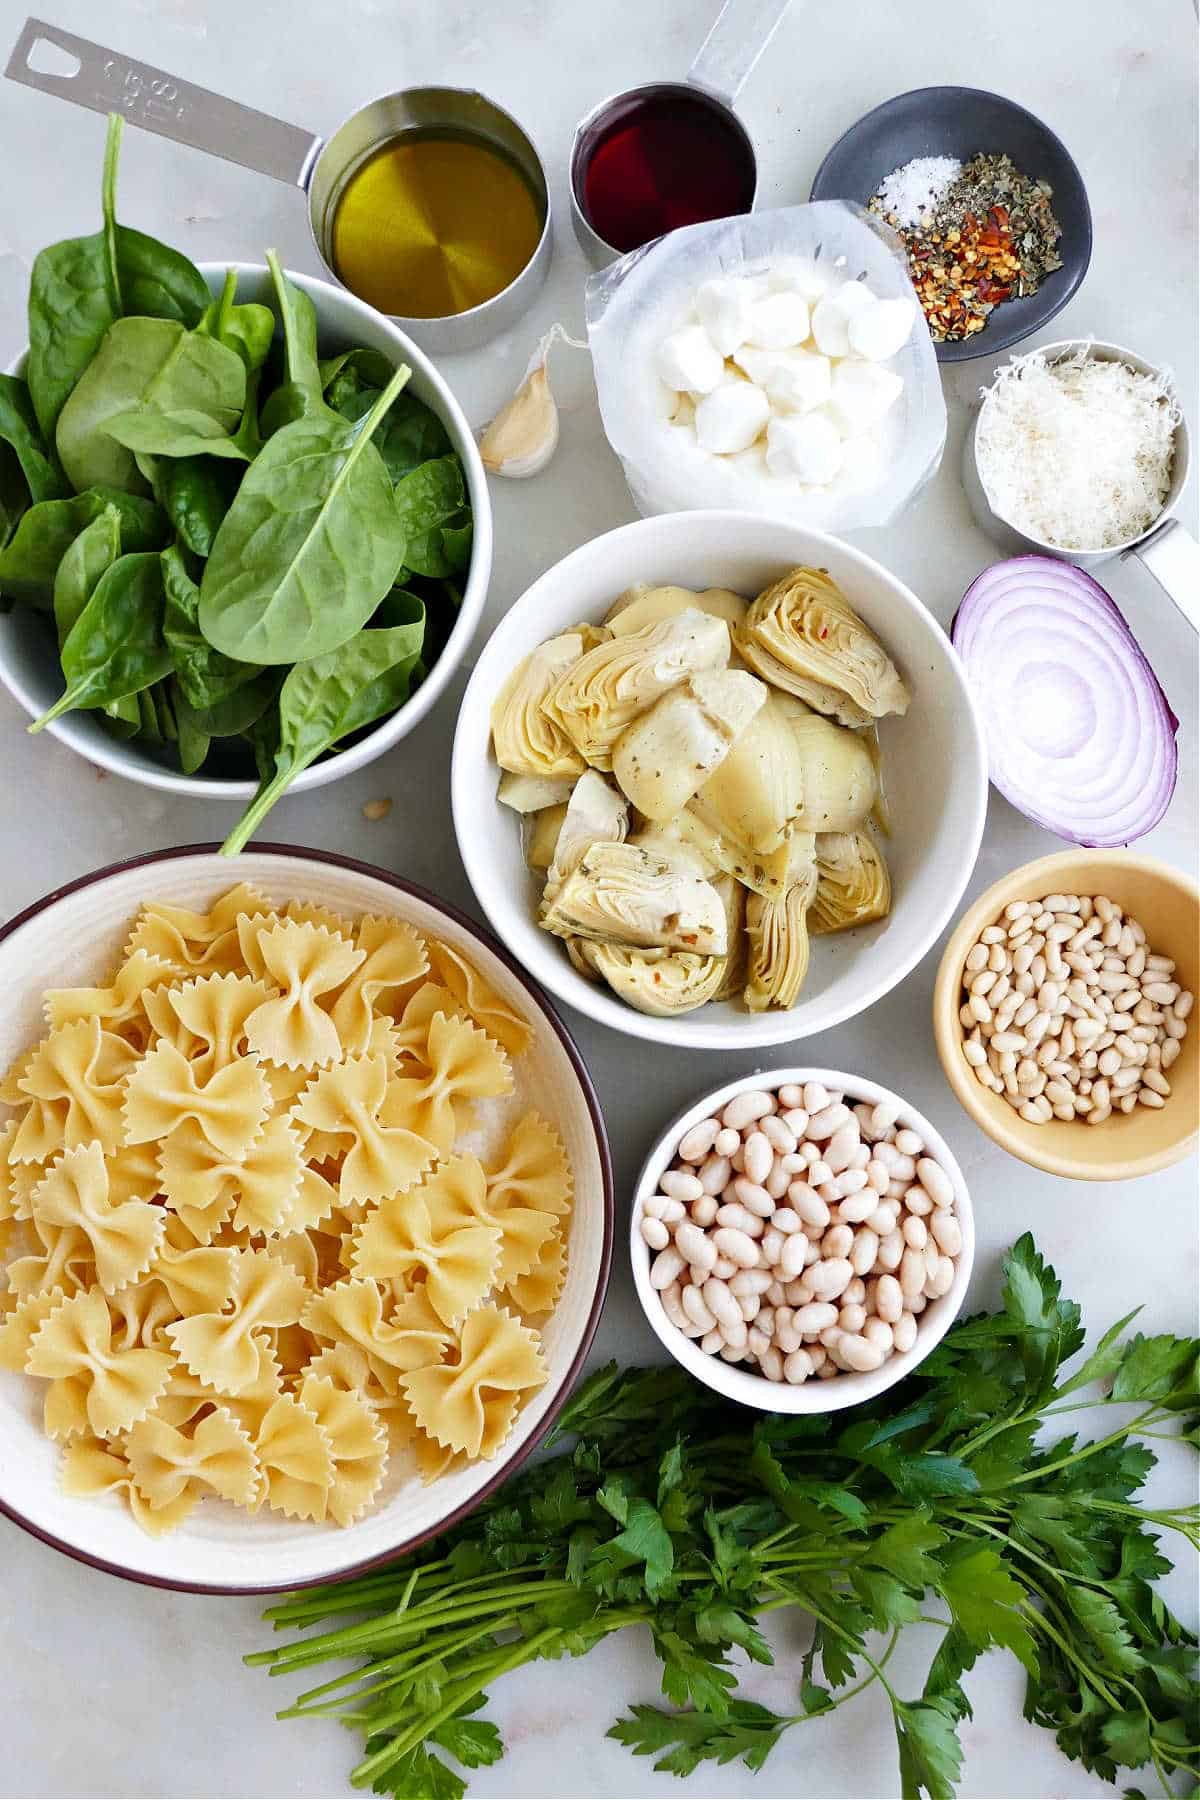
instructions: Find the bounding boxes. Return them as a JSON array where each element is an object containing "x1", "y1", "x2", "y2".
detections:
[{"x1": 0, "y1": 846, "x2": 612, "y2": 1592}]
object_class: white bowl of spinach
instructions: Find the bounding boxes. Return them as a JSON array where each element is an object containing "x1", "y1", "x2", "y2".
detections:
[{"x1": 0, "y1": 116, "x2": 491, "y2": 854}]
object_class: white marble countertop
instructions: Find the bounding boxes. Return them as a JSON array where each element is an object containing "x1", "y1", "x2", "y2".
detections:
[{"x1": 1, "y1": 0, "x2": 1196, "y2": 1795}]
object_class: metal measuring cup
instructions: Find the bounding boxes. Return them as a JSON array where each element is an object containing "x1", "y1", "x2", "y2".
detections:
[
  {"x1": 6, "y1": 16, "x2": 552, "y2": 353},
  {"x1": 964, "y1": 339, "x2": 1199, "y2": 634},
  {"x1": 569, "y1": 0, "x2": 793, "y2": 266}
]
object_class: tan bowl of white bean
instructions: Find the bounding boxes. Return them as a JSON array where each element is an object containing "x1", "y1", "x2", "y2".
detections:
[
  {"x1": 630, "y1": 1070, "x2": 974, "y2": 1413},
  {"x1": 934, "y1": 850, "x2": 1199, "y2": 1181}
]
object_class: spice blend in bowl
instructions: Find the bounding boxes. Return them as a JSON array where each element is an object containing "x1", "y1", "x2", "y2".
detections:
[
  {"x1": 631, "y1": 1069, "x2": 973, "y2": 1414},
  {"x1": 869, "y1": 152, "x2": 1062, "y2": 344}
]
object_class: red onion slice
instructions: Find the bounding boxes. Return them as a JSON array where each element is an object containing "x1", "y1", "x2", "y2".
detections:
[{"x1": 952, "y1": 557, "x2": 1179, "y2": 849}]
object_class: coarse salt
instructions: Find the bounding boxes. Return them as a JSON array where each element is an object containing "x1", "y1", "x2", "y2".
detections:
[{"x1": 874, "y1": 155, "x2": 962, "y2": 230}]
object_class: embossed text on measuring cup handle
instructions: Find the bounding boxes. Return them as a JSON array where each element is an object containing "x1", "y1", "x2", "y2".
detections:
[{"x1": 5, "y1": 16, "x2": 322, "y2": 188}]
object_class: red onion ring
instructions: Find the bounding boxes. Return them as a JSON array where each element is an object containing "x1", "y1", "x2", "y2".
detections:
[{"x1": 952, "y1": 557, "x2": 1179, "y2": 848}]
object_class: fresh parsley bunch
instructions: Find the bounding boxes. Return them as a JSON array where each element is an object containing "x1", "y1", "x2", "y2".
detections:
[{"x1": 251, "y1": 1235, "x2": 1199, "y2": 1799}]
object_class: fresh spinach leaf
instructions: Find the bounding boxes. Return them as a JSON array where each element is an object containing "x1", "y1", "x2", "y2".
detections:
[
  {"x1": 321, "y1": 358, "x2": 453, "y2": 484},
  {"x1": 257, "y1": 250, "x2": 327, "y2": 437},
  {"x1": 197, "y1": 270, "x2": 275, "y2": 373},
  {"x1": 184, "y1": 668, "x2": 280, "y2": 738},
  {"x1": 394, "y1": 454, "x2": 471, "y2": 577},
  {"x1": 161, "y1": 541, "x2": 260, "y2": 709},
  {"x1": 25, "y1": 114, "x2": 123, "y2": 439},
  {"x1": 171, "y1": 678, "x2": 211, "y2": 773},
  {"x1": 200, "y1": 364, "x2": 412, "y2": 665},
  {"x1": 30, "y1": 550, "x2": 172, "y2": 730},
  {"x1": 0, "y1": 448, "x2": 29, "y2": 553},
  {"x1": 0, "y1": 487, "x2": 167, "y2": 606},
  {"x1": 57, "y1": 315, "x2": 246, "y2": 491},
  {"x1": 53, "y1": 504, "x2": 122, "y2": 645},
  {"x1": 0, "y1": 375, "x2": 70, "y2": 504},
  {"x1": 221, "y1": 614, "x2": 424, "y2": 854},
  {"x1": 320, "y1": 347, "x2": 394, "y2": 401},
  {"x1": 157, "y1": 456, "x2": 235, "y2": 558},
  {"x1": 114, "y1": 226, "x2": 210, "y2": 326}
]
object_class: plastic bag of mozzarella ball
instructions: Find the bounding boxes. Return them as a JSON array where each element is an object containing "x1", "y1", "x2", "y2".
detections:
[{"x1": 585, "y1": 202, "x2": 946, "y2": 531}]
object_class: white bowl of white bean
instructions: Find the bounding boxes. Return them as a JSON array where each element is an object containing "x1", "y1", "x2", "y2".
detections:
[{"x1": 630, "y1": 1069, "x2": 974, "y2": 1413}]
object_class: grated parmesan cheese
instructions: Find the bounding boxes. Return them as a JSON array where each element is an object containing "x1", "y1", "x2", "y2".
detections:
[{"x1": 976, "y1": 347, "x2": 1179, "y2": 551}]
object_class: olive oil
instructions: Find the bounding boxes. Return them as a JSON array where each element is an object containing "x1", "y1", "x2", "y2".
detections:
[{"x1": 331, "y1": 129, "x2": 543, "y2": 319}]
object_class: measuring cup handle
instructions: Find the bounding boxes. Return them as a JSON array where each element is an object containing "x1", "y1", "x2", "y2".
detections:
[
  {"x1": 6, "y1": 17, "x2": 321, "y2": 189},
  {"x1": 1127, "y1": 519, "x2": 1200, "y2": 635},
  {"x1": 686, "y1": 0, "x2": 794, "y2": 107}
]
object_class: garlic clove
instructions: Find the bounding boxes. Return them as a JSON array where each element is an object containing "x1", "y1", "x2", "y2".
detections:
[{"x1": 478, "y1": 324, "x2": 585, "y2": 480}]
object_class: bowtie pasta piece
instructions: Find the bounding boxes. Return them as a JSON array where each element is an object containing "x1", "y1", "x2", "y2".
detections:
[
  {"x1": 252, "y1": 1391, "x2": 337, "y2": 1520},
  {"x1": 27, "y1": 1287, "x2": 174, "y2": 1440},
  {"x1": 31, "y1": 1143, "x2": 164, "y2": 1293},
  {"x1": 382, "y1": 1013, "x2": 512, "y2": 1154},
  {"x1": 425, "y1": 939, "x2": 533, "y2": 1059},
  {"x1": 44, "y1": 949, "x2": 177, "y2": 1050},
  {"x1": 401, "y1": 1304, "x2": 547, "y2": 1459},
  {"x1": 0, "y1": 1289, "x2": 65, "y2": 1371},
  {"x1": 484, "y1": 1112, "x2": 574, "y2": 1221},
  {"x1": 503, "y1": 1226, "x2": 567, "y2": 1319},
  {"x1": 244, "y1": 921, "x2": 365, "y2": 1070},
  {"x1": 295, "y1": 1373, "x2": 388, "y2": 1526},
  {"x1": 293, "y1": 1055, "x2": 437, "y2": 1206},
  {"x1": 153, "y1": 1241, "x2": 240, "y2": 1316},
  {"x1": 159, "y1": 1113, "x2": 305, "y2": 1241},
  {"x1": 330, "y1": 916, "x2": 428, "y2": 1055},
  {"x1": 166, "y1": 1249, "x2": 308, "y2": 1395},
  {"x1": 8, "y1": 1019, "x2": 138, "y2": 1163},
  {"x1": 351, "y1": 1155, "x2": 501, "y2": 1326},
  {"x1": 61, "y1": 1435, "x2": 198, "y2": 1535},
  {"x1": 124, "y1": 1040, "x2": 269, "y2": 1161},
  {"x1": 302, "y1": 1278, "x2": 452, "y2": 1388},
  {"x1": 124, "y1": 884, "x2": 272, "y2": 976},
  {"x1": 125, "y1": 1403, "x2": 263, "y2": 1510},
  {"x1": 143, "y1": 973, "x2": 276, "y2": 1074},
  {"x1": 6, "y1": 1215, "x2": 95, "y2": 1302},
  {"x1": 108, "y1": 1274, "x2": 178, "y2": 1352}
]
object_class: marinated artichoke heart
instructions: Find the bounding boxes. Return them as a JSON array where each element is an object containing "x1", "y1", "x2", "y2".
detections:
[
  {"x1": 540, "y1": 609, "x2": 730, "y2": 771},
  {"x1": 611, "y1": 669, "x2": 767, "y2": 822},
  {"x1": 607, "y1": 583, "x2": 749, "y2": 637},
  {"x1": 690, "y1": 694, "x2": 808, "y2": 857},
  {"x1": 810, "y1": 830, "x2": 892, "y2": 935},
  {"x1": 491, "y1": 633, "x2": 588, "y2": 778},
  {"x1": 584, "y1": 942, "x2": 728, "y2": 1016},
  {"x1": 544, "y1": 770, "x2": 629, "y2": 898},
  {"x1": 524, "y1": 802, "x2": 569, "y2": 874},
  {"x1": 744, "y1": 833, "x2": 819, "y2": 1013},
  {"x1": 540, "y1": 842, "x2": 727, "y2": 956},
  {"x1": 628, "y1": 820, "x2": 717, "y2": 879},
  {"x1": 791, "y1": 712, "x2": 878, "y2": 833},
  {"x1": 674, "y1": 807, "x2": 792, "y2": 901},
  {"x1": 737, "y1": 567, "x2": 910, "y2": 726},
  {"x1": 712, "y1": 873, "x2": 749, "y2": 1002},
  {"x1": 497, "y1": 770, "x2": 577, "y2": 813}
]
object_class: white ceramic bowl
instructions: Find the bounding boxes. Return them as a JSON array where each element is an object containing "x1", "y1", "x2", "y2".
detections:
[
  {"x1": 0, "y1": 264, "x2": 493, "y2": 799},
  {"x1": 451, "y1": 511, "x2": 987, "y2": 1048},
  {"x1": 630, "y1": 1067, "x2": 974, "y2": 1414},
  {"x1": 0, "y1": 846, "x2": 612, "y2": 1593}
]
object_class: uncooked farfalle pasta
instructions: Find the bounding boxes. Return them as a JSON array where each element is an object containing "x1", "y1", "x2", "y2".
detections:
[{"x1": 0, "y1": 885, "x2": 572, "y2": 1534}]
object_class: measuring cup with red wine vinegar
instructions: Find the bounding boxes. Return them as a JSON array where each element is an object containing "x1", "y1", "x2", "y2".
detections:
[{"x1": 569, "y1": 0, "x2": 792, "y2": 265}]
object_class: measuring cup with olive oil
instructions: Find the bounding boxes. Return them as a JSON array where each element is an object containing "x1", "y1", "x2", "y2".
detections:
[{"x1": 6, "y1": 21, "x2": 552, "y2": 351}]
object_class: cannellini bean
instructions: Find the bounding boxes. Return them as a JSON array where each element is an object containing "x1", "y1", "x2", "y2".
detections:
[
  {"x1": 788, "y1": 1182, "x2": 830, "y2": 1228},
  {"x1": 690, "y1": 1194, "x2": 719, "y2": 1227},
  {"x1": 650, "y1": 1247, "x2": 685, "y2": 1289},
  {"x1": 837, "y1": 1188, "x2": 878, "y2": 1224},
  {"x1": 779, "y1": 1233, "x2": 810, "y2": 1280},
  {"x1": 806, "y1": 1257, "x2": 854, "y2": 1301},
  {"x1": 803, "y1": 1082, "x2": 830, "y2": 1112},
  {"x1": 675, "y1": 1222, "x2": 718, "y2": 1271},
  {"x1": 720, "y1": 1315, "x2": 748, "y2": 1351},
  {"x1": 877, "y1": 1229, "x2": 904, "y2": 1271},
  {"x1": 760, "y1": 1115, "x2": 797, "y2": 1153},
  {"x1": 713, "y1": 1127, "x2": 740, "y2": 1158},
  {"x1": 899, "y1": 1247, "x2": 926, "y2": 1296},
  {"x1": 661, "y1": 1169, "x2": 704, "y2": 1202},
  {"x1": 777, "y1": 1083, "x2": 804, "y2": 1108},
  {"x1": 699, "y1": 1155, "x2": 732, "y2": 1194},
  {"x1": 730, "y1": 1267, "x2": 773, "y2": 1297},
  {"x1": 764, "y1": 1162, "x2": 792, "y2": 1200},
  {"x1": 850, "y1": 1228, "x2": 879, "y2": 1275},
  {"x1": 712, "y1": 1254, "x2": 738, "y2": 1279},
  {"x1": 893, "y1": 1312, "x2": 918, "y2": 1353},
  {"x1": 903, "y1": 1185, "x2": 933, "y2": 1216},
  {"x1": 701, "y1": 1328, "x2": 724, "y2": 1355},
  {"x1": 808, "y1": 1102, "x2": 851, "y2": 1140},
  {"x1": 760, "y1": 1227, "x2": 785, "y2": 1265},
  {"x1": 640, "y1": 1216, "x2": 670, "y2": 1250},
  {"x1": 839, "y1": 1333, "x2": 885, "y2": 1372},
  {"x1": 742, "y1": 1132, "x2": 773, "y2": 1183},
  {"x1": 902, "y1": 1214, "x2": 928, "y2": 1250},
  {"x1": 824, "y1": 1124, "x2": 861, "y2": 1173},
  {"x1": 681, "y1": 1285, "x2": 716, "y2": 1331},
  {"x1": 929, "y1": 1211, "x2": 962, "y2": 1255},
  {"x1": 821, "y1": 1223, "x2": 854, "y2": 1261},
  {"x1": 866, "y1": 1202, "x2": 898, "y2": 1235},
  {"x1": 702, "y1": 1277, "x2": 741, "y2": 1329},
  {"x1": 874, "y1": 1273, "x2": 903, "y2": 1322},
  {"x1": 863, "y1": 1317, "x2": 893, "y2": 1353},
  {"x1": 733, "y1": 1177, "x2": 775, "y2": 1216},
  {"x1": 838, "y1": 1302, "x2": 867, "y2": 1334},
  {"x1": 678, "y1": 1118, "x2": 721, "y2": 1162},
  {"x1": 747, "y1": 1326, "x2": 771, "y2": 1358},
  {"x1": 781, "y1": 1107, "x2": 810, "y2": 1137},
  {"x1": 722, "y1": 1090, "x2": 774, "y2": 1131},
  {"x1": 916, "y1": 1159, "x2": 955, "y2": 1209},
  {"x1": 808, "y1": 1160, "x2": 834, "y2": 1186},
  {"x1": 784, "y1": 1349, "x2": 813, "y2": 1383},
  {"x1": 737, "y1": 1291, "x2": 761, "y2": 1322},
  {"x1": 713, "y1": 1227, "x2": 758, "y2": 1268},
  {"x1": 771, "y1": 1208, "x2": 802, "y2": 1235},
  {"x1": 759, "y1": 1346, "x2": 784, "y2": 1382},
  {"x1": 793, "y1": 1301, "x2": 838, "y2": 1334}
]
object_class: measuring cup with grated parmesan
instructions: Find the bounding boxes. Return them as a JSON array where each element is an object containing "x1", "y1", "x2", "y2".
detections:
[{"x1": 964, "y1": 340, "x2": 1199, "y2": 635}]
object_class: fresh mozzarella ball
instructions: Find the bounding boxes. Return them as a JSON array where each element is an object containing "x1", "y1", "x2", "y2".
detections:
[
  {"x1": 766, "y1": 411, "x2": 845, "y2": 484},
  {"x1": 694, "y1": 381, "x2": 771, "y2": 454},
  {"x1": 696, "y1": 277, "x2": 757, "y2": 356},
  {"x1": 809, "y1": 281, "x2": 875, "y2": 356},
  {"x1": 744, "y1": 291, "x2": 810, "y2": 350},
  {"x1": 847, "y1": 296, "x2": 916, "y2": 362},
  {"x1": 656, "y1": 325, "x2": 725, "y2": 395},
  {"x1": 734, "y1": 345, "x2": 832, "y2": 413},
  {"x1": 828, "y1": 362, "x2": 904, "y2": 432}
]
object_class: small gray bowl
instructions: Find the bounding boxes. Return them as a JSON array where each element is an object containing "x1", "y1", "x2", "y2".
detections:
[{"x1": 810, "y1": 85, "x2": 1092, "y2": 363}]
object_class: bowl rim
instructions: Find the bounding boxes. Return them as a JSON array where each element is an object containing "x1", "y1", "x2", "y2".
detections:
[
  {"x1": 0, "y1": 842, "x2": 614, "y2": 1594},
  {"x1": 0, "y1": 262, "x2": 494, "y2": 800},
  {"x1": 932, "y1": 848, "x2": 1200, "y2": 1181},
  {"x1": 450, "y1": 508, "x2": 990, "y2": 1049},
  {"x1": 808, "y1": 84, "x2": 1094, "y2": 364},
  {"x1": 629, "y1": 1065, "x2": 975, "y2": 1413}
]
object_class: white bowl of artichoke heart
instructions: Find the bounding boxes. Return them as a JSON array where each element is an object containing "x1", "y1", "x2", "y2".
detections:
[{"x1": 452, "y1": 512, "x2": 988, "y2": 1049}]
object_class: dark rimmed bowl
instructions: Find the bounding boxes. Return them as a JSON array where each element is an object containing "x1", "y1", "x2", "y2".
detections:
[
  {"x1": 0, "y1": 844, "x2": 613, "y2": 1594},
  {"x1": 810, "y1": 86, "x2": 1092, "y2": 362}
]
